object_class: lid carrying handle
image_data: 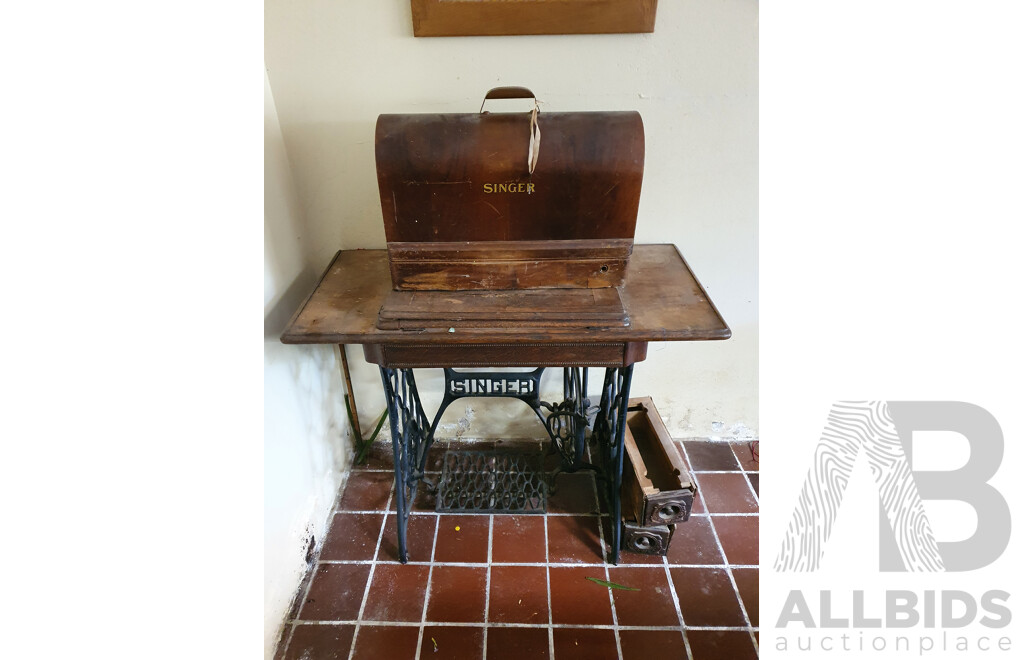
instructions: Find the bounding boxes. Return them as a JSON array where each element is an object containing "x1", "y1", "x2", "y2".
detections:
[
  {"x1": 479, "y1": 86, "x2": 537, "y2": 113},
  {"x1": 479, "y1": 87, "x2": 542, "y2": 176}
]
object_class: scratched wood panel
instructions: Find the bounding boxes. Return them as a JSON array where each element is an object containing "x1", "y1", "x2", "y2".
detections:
[
  {"x1": 410, "y1": 0, "x2": 658, "y2": 37},
  {"x1": 376, "y1": 110, "x2": 644, "y2": 290},
  {"x1": 387, "y1": 239, "x2": 632, "y2": 290},
  {"x1": 279, "y1": 245, "x2": 731, "y2": 346},
  {"x1": 377, "y1": 285, "x2": 628, "y2": 329}
]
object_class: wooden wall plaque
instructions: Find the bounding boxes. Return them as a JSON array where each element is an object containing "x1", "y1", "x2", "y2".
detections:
[{"x1": 411, "y1": 0, "x2": 658, "y2": 37}]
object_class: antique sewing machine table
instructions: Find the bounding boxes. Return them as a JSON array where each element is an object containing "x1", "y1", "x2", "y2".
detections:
[{"x1": 281, "y1": 244, "x2": 730, "y2": 564}]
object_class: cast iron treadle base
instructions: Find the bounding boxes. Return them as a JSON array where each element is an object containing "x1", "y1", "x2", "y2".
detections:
[{"x1": 435, "y1": 450, "x2": 548, "y2": 514}]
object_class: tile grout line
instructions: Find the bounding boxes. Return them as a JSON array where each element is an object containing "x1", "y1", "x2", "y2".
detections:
[
  {"x1": 727, "y1": 443, "x2": 761, "y2": 653},
  {"x1": 671, "y1": 442, "x2": 704, "y2": 660},
  {"x1": 279, "y1": 568, "x2": 313, "y2": 660},
  {"x1": 482, "y1": 514, "x2": 493, "y2": 660},
  {"x1": 707, "y1": 504, "x2": 757, "y2": 636},
  {"x1": 335, "y1": 441, "x2": 760, "y2": 657},
  {"x1": 332, "y1": 508, "x2": 757, "y2": 518},
  {"x1": 332, "y1": 471, "x2": 397, "y2": 515},
  {"x1": 281, "y1": 468, "x2": 365, "y2": 660},
  {"x1": 744, "y1": 475, "x2": 760, "y2": 503},
  {"x1": 293, "y1": 619, "x2": 757, "y2": 630},
  {"x1": 346, "y1": 479, "x2": 394, "y2": 660},
  {"x1": 280, "y1": 473, "x2": 368, "y2": 660},
  {"x1": 334, "y1": 510, "x2": 612, "y2": 517},
  {"x1": 678, "y1": 511, "x2": 762, "y2": 517},
  {"x1": 350, "y1": 467, "x2": 762, "y2": 477},
  {"x1": 591, "y1": 471, "x2": 624, "y2": 660},
  {"x1": 730, "y1": 443, "x2": 760, "y2": 506},
  {"x1": 328, "y1": 468, "x2": 355, "y2": 513},
  {"x1": 415, "y1": 504, "x2": 442, "y2": 658},
  {"x1": 544, "y1": 512, "x2": 555, "y2": 660},
  {"x1": 662, "y1": 557, "x2": 695, "y2": 660},
  {"x1": 685, "y1": 463, "x2": 759, "y2": 654},
  {"x1": 315, "y1": 559, "x2": 758, "y2": 569},
  {"x1": 278, "y1": 619, "x2": 297, "y2": 658},
  {"x1": 728, "y1": 440, "x2": 759, "y2": 472}
]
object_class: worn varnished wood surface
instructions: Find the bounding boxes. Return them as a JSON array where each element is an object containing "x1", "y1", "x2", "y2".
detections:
[
  {"x1": 280, "y1": 244, "x2": 730, "y2": 350},
  {"x1": 377, "y1": 285, "x2": 628, "y2": 330},
  {"x1": 387, "y1": 239, "x2": 632, "y2": 290},
  {"x1": 376, "y1": 113, "x2": 643, "y2": 243},
  {"x1": 411, "y1": 0, "x2": 658, "y2": 37},
  {"x1": 376, "y1": 109, "x2": 643, "y2": 290}
]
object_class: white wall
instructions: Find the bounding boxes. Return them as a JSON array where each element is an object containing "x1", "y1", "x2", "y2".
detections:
[
  {"x1": 265, "y1": 0, "x2": 758, "y2": 441},
  {"x1": 264, "y1": 70, "x2": 351, "y2": 657}
]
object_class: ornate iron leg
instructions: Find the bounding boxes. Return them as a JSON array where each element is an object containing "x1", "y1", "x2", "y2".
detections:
[
  {"x1": 592, "y1": 365, "x2": 634, "y2": 564},
  {"x1": 545, "y1": 367, "x2": 595, "y2": 489},
  {"x1": 379, "y1": 367, "x2": 432, "y2": 563}
]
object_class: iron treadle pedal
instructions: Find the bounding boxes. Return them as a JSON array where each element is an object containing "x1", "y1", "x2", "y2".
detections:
[{"x1": 435, "y1": 449, "x2": 547, "y2": 514}]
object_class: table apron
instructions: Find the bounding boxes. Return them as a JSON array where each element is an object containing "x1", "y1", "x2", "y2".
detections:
[{"x1": 363, "y1": 341, "x2": 647, "y2": 368}]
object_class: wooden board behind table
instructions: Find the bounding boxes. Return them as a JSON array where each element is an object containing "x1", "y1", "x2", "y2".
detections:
[{"x1": 411, "y1": 0, "x2": 659, "y2": 37}]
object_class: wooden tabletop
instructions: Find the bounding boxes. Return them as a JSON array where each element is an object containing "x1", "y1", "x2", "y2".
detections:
[{"x1": 280, "y1": 244, "x2": 730, "y2": 345}]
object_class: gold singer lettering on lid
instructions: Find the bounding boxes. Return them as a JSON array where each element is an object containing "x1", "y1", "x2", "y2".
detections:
[{"x1": 483, "y1": 182, "x2": 536, "y2": 194}]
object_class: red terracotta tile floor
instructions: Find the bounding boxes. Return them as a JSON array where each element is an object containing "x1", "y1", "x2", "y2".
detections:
[{"x1": 275, "y1": 440, "x2": 759, "y2": 659}]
